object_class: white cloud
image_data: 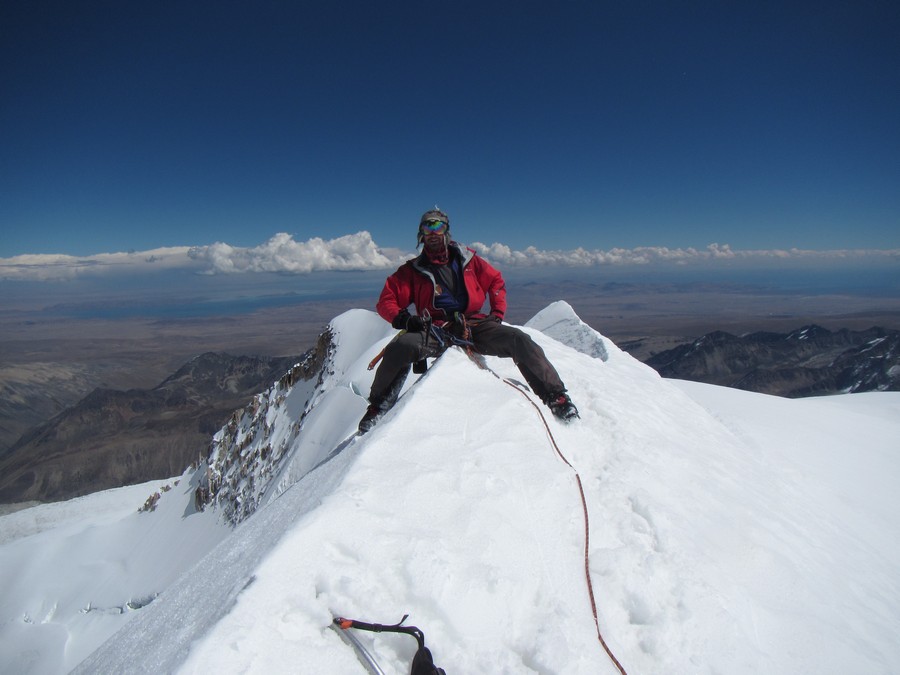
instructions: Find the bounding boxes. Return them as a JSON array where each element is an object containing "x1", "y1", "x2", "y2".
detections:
[
  {"x1": 468, "y1": 241, "x2": 900, "y2": 267},
  {"x1": 187, "y1": 231, "x2": 402, "y2": 274},
  {"x1": 0, "y1": 247, "x2": 198, "y2": 281},
  {"x1": 0, "y1": 233, "x2": 408, "y2": 282},
  {"x1": 1, "y1": 233, "x2": 897, "y2": 282}
]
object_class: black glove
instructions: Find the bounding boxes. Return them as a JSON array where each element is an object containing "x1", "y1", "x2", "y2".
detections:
[
  {"x1": 391, "y1": 310, "x2": 426, "y2": 332},
  {"x1": 406, "y1": 315, "x2": 426, "y2": 331}
]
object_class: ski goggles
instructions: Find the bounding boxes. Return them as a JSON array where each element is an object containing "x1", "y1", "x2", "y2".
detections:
[{"x1": 420, "y1": 219, "x2": 449, "y2": 235}]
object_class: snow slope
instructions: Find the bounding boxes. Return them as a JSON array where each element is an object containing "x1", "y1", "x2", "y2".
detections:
[
  {"x1": 1, "y1": 302, "x2": 898, "y2": 674},
  {"x1": 0, "y1": 476, "x2": 230, "y2": 673}
]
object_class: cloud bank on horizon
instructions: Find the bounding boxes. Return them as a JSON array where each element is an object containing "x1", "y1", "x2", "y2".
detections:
[{"x1": 0, "y1": 232, "x2": 898, "y2": 282}]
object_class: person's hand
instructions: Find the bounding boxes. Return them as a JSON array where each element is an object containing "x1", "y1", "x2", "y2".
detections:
[
  {"x1": 392, "y1": 310, "x2": 426, "y2": 332},
  {"x1": 391, "y1": 310, "x2": 409, "y2": 329},
  {"x1": 406, "y1": 315, "x2": 426, "y2": 332}
]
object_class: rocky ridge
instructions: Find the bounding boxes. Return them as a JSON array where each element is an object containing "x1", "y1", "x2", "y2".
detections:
[
  {"x1": 194, "y1": 329, "x2": 336, "y2": 524},
  {"x1": 642, "y1": 325, "x2": 900, "y2": 396}
]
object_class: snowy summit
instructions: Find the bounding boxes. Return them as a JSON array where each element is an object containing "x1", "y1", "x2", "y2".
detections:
[{"x1": 1, "y1": 302, "x2": 898, "y2": 674}]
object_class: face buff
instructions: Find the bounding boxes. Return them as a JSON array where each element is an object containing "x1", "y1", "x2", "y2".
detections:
[{"x1": 421, "y1": 220, "x2": 450, "y2": 264}]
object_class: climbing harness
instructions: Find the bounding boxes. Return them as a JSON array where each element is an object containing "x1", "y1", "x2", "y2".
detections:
[
  {"x1": 333, "y1": 615, "x2": 446, "y2": 675},
  {"x1": 367, "y1": 314, "x2": 475, "y2": 373}
]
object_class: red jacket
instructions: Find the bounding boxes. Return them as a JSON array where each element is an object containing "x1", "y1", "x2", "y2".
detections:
[{"x1": 376, "y1": 243, "x2": 507, "y2": 325}]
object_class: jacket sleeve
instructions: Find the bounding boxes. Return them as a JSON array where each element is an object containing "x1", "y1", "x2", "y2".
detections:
[
  {"x1": 475, "y1": 256, "x2": 507, "y2": 319},
  {"x1": 375, "y1": 266, "x2": 413, "y2": 323}
]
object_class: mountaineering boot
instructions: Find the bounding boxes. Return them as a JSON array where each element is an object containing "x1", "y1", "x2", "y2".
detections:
[
  {"x1": 358, "y1": 368, "x2": 409, "y2": 434},
  {"x1": 547, "y1": 392, "x2": 579, "y2": 421},
  {"x1": 358, "y1": 403, "x2": 385, "y2": 434}
]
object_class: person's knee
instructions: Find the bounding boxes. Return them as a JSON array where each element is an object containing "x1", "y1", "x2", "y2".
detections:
[{"x1": 512, "y1": 330, "x2": 541, "y2": 354}]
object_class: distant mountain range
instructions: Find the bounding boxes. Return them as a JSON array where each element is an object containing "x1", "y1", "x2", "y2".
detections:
[
  {"x1": 0, "y1": 349, "x2": 319, "y2": 505},
  {"x1": 637, "y1": 325, "x2": 900, "y2": 397}
]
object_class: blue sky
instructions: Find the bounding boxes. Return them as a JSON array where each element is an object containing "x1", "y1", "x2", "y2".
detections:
[{"x1": 1, "y1": 0, "x2": 899, "y2": 259}]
